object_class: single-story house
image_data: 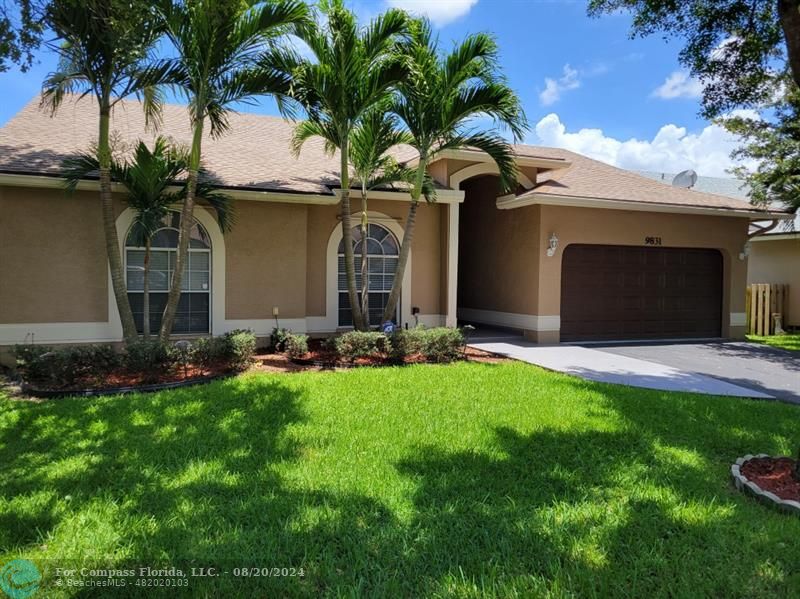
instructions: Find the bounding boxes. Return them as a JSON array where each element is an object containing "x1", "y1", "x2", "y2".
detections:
[
  {"x1": 0, "y1": 95, "x2": 783, "y2": 363},
  {"x1": 748, "y1": 213, "x2": 800, "y2": 329}
]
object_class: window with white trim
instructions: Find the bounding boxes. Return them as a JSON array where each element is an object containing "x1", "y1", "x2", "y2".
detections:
[
  {"x1": 125, "y1": 211, "x2": 211, "y2": 334},
  {"x1": 337, "y1": 223, "x2": 399, "y2": 327}
]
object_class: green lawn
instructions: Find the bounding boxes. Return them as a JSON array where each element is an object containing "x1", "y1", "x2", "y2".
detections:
[
  {"x1": 1, "y1": 362, "x2": 799, "y2": 597},
  {"x1": 747, "y1": 334, "x2": 800, "y2": 352}
]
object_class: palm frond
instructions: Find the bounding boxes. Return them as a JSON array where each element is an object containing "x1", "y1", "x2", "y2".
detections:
[
  {"x1": 61, "y1": 151, "x2": 101, "y2": 194},
  {"x1": 291, "y1": 119, "x2": 337, "y2": 157},
  {"x1": 440, "y1": 131, "x2": 518, "y2": 192}
]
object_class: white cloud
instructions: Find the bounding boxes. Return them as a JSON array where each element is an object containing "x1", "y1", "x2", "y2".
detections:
[
  {"x1": 533, "y1": 113, "x2": 758, "y2": 177},
  {"x1": 652, "y1": 70, "x2": 704, "y2": 100},
  {"x1": 386, "y1": 0, "x2": 478, "y2": 26},
  {"x1": 539, "y1": 64, "x2": 581, "y2": 106}
]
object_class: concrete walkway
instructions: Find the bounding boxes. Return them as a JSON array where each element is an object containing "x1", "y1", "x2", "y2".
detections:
[{"x1": 469, "y1": 340, "x2": 775, "y2": 399}]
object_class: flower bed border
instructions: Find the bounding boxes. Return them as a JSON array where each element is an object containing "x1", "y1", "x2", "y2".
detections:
[
  {"x1": 21, "y1": 372, "x2": 235, "y2": 399},
  {"x1": 731, "y1": 454, "x2": 800, "y2": 515}
]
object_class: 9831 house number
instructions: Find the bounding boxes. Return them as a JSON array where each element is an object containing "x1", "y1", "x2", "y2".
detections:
[{"x1": 644, "y1": 236, "x2": 662, "y2": 246}]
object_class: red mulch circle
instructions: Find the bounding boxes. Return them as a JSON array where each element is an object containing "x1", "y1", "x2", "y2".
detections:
[{"x1": 740, "y1": 457, "x2": 800, "y2": 501}]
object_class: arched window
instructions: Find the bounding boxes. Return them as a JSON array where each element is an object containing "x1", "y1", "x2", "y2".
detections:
[
  {"x1": 337, "y1": 223, "x2": 399, "y2": 327},
  {"x1": 125, "y1": 211, "x2": 211, "y2": 334}
]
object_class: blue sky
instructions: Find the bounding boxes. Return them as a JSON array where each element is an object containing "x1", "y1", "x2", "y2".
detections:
[{"x1": 0, "y1": 0, "x2": 749, "y2": 176}]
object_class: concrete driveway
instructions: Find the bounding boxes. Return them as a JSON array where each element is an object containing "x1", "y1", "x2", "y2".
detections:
[
  {"x1": 597, "y1": 341, "x2": 799, "y2": 404},
  {"x1": 469, "y1": 338, "x2": 799, "y2": 403}
]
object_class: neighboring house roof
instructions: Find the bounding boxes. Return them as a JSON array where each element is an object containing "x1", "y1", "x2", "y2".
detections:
[
  {"x1": 637, "y1": 170, "x2": 752, "y2": 200},
  {"x1": 638, "y1": 171, "x2": 798, "y2": 234},
  {"x1": 0, "y1": 94, "x2": 772, "y2": 213}
]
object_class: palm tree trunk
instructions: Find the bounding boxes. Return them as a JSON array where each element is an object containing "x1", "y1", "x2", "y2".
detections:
[
  {"x1": 360, "y1": 185, "x2": 370, "y2": 329},
  {"x1": 381, "y1": 160, "x2": 426, "y2": 324},
  {"x1": 382, "y1": 200, "x2": 417, "y2": 324},
  {"x1": 340, "y1": 139, "x2": 366, "y2": 330},
  {"x1": 99, "y1": 103, "x2": 139, "y2": 345},
  {"x1": 159, "y1": 116, "x2": 203, "y2": 342},
  {"x1": 142, "y1": 238, "x2": 151, "y2": 340}
]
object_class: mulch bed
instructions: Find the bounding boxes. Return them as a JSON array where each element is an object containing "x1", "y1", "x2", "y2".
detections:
[
  {"x1": 21, "y1": 361, "x2": 234, "y2": 397},
  {"x1": 740, "y1": 457, "x2": 800, "y2": 502},
  {"x1": 254, "y1": 341, "x2": 507, "y2": 373},
  {"x1": 10, "y1": 344, "x2": 509, "y2": 397}
]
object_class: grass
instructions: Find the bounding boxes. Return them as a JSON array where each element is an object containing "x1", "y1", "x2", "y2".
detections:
[
  {"x1": 1, "y1": 362, "x2": 799, "y2": 597},
  {"x1": 747, "y1": 334, "x2": 800, "y2": 352}
]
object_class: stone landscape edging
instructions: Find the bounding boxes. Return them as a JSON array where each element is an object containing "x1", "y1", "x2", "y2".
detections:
[{"x1": 731, "y1": 454, "x2": 800, "y2": 515}]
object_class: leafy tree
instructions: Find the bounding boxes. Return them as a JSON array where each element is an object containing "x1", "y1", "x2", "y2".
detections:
[
  {"x1": 0, "y1": 0, "x2": 46, "y2": 72},
  {"x1": 42, "y1": 0, "x2": 168, "y2": 344},
  {"x1": 155, "y1": 0, "x2": 308, "y2": 341},
  {"x1": 291, "y1": 0, "x2": 408, "y2": 331},
  {"x1": 348, "y1": 107, "x2": 429, "y2": 327},
  {"x1": 381, "y1": 18, "x2": 526, "y2": 325},
  {"x1": 62, "y1": 137, "x2": 234, "y2": 339},
  {"x1": 587, "y1": 0, "x2": 800, "y2": 119},
  {"x1": 726, "y1": 85, "x2": 800, "y2": 214}
]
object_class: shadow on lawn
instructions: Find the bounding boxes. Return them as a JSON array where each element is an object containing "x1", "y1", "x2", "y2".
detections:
[{"x1": 1, "y1": 369, "x2": 799, "y2": 597}]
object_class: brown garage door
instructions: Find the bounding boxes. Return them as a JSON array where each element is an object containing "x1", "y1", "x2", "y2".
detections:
[{"x1": 560, "y1": 244, "x2": 723, "y2": 342}]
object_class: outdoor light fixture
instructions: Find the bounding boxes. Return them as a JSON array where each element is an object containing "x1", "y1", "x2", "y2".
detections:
[
  {"x1": 739, "y1": 242, "x2": 751, "y2": 261},
  {"x1": 546, "y1": 233, "x2": 559, "y2": 257}
]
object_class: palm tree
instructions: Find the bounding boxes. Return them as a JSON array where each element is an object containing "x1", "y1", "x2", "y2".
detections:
[
  {"x1": 42, "y1": 0, "x2": 169, "y2": 344},
  {"x1": 290, "y1": 0, "x2": 407, "y2": 331},
  {"x1": 62, "y1": 137, "x2": 234, "y2": 339},
  {"x1": 348, "y1": 107, "x2": 433, "y2": 327},
  {"x1": 381, "y1": 19, "x2": 528, "y2": 324},
  {"x1": 155, "y1": 0, "x2": 309, "y2": 342}
]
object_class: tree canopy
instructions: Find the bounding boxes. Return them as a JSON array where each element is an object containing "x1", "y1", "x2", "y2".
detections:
[
  {"x1": 588, "y1": 0, "x2": 800, "y2": 119},
  {"x1": 0, "y1": 0, "x2": 45, "y2": 72}
]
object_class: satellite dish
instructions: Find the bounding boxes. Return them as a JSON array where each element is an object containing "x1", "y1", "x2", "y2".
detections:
[{"x1": 672, "y1": 169, "x2": 698, "y2": 189}]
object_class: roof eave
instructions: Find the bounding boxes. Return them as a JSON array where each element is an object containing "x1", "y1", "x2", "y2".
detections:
[{"x1": 496, "y1": 191, "x2": 786, "y2": 219}]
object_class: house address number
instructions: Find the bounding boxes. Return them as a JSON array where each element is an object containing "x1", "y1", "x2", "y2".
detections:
[{"x1": 644, "y1": 236, "x2": 662, "y2": 246}]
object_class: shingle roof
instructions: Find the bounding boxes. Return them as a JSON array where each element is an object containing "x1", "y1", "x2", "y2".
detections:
[
  {"x1": 636, "y1": 170, "x2": 752, "y2": 200},
  {"x1": 0, "y1": 94, "x2": 350, "y2": 194},
  {"x1": 0, "y1": 94, "x2": 770, "y2": 212},
  {"x1": 507, "y1": 145, "x2": 762, "y2": 212}
]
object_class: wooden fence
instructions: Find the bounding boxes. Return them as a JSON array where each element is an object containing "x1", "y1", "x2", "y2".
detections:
[{"x1": 746, "y1": 284, "x2": 789, "y2": 335}]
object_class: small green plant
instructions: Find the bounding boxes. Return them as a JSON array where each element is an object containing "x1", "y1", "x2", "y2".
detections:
[
  {"x1": 270, "y1": 327, "x2": 291, "y2": 352},
  {"x1": 285, "y1": 333, "x2": 310, "y2": 360},
  {"x1": 124, "y1": 341, "x2": 176, "y2": 375},
  {"x1": 223, "y1": 329, "x2": 257, "y2": 371},
  {"x1": 388, "y1": 328, "x2": 424, "y2": 362},
  {"x1": 419, "y1": 327, "x2": 465, "y2": 363},
  {"x1": 335, "y1": 331, "x2": 389, "y2": 363},
  {"x1": 14, "y1": 344, "x2": 53, "y2": 378},
  {"x1": 14, "y1": 344, "x2": 122, "y2": 387},
  {"x1": 191, "y1": 336, "x2": 228, "y2": 368}
]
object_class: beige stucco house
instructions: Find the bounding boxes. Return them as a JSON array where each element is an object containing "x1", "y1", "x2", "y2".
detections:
[
  {"x1": 748, "y1": 214, "x2": 800, "y2": 329},
  {"x1": 0, "y1": 95, "x2": 781, "y2": 362}
]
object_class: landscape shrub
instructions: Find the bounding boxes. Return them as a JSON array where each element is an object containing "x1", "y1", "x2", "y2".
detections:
[
  {"x1": 270, "y1": 327, "x2": 290, "y2": 352},
  {"x1": 387, "y1": 327, "x2": 425, "y2": 362},
  {"x1": 419, "y1": 327, "x2": 465, "y2": 363},
  {"x1": 334, "y1": 331, "x2": 389, "y2": 362},
  {"x1": 285, "y1": 333, "x2": 309, "y2": 359},
  {"x1": 223, "y1": 329, "x2": 257, "y2": 371},
  {"x1": 123, "y1": 341, "x2": 176, "y2": 374},
  {"x1": 190, "y1": 336, "x2": 228, "y2": 368},
  {"x1": 14, "y1": 344, "x2": 53, "y2": 380},
  {"x1": 14, "y1": 344, "x2": 121, "y2": 387}
]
